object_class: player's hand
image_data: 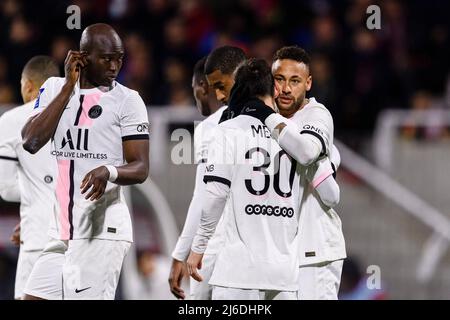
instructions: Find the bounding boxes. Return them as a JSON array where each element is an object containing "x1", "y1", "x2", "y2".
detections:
[
  {"x1": 64, "y1": 50, "x2": 88, "y2": 87},
  {"x1": 168, "y1": 258, "x2": 188, "y2": 299},
  {"x1": 10, "y1": 223, "x2": 20, "y2": 246},
  {"x1": 186, "y1": 250, "x2": 203, "y2": 282},
  {"x1": 80, "y1": 166, "x2": 109, "y2": 201}
]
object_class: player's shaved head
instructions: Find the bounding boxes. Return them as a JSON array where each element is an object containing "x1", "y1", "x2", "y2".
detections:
[
  {"x1": 80, "y1": 23, "x2": 122, "y2": 52},
  {"x1": 22, "y1": 55, "x2": 59, "y2": 87},
  {"x1": 21, "y1": 55, "x2": 60, "y2": 103},
  {"x1": 79, "y1": 23, "x2": 124, "y2": 87}
]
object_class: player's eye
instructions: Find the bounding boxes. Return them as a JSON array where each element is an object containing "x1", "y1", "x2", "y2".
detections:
[
  {"x1": 103, "y1": 57, "x2": 111, "y2": 62},
  {"x1": 290, "y1": 79, "x2": 300, "y2": 85}
]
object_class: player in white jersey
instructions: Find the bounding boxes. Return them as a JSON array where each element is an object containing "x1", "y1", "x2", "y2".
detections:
[
  {"x1": 169, "y1": 47, "x2": 247, "y2": 300},
  {"x1": 21, "y1": 24, "x2": 149, "y2": 300},
  {"x1": 187, "y1": 59, "x2": 302, "y2": 300},
  {"x1": 0, "y1": 56, "x2": 60, "y2": 299},
  {"x1": 243, "y1": 46, "x2": 346, "y2": 299},
  {"x1": 169, "y1": 56, "x2": 223, "y2": 299}
]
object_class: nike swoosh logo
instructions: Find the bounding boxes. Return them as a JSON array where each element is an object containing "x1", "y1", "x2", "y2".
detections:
[{"x1": 75, "y1": 287, "x2": 91, "y2": 293}]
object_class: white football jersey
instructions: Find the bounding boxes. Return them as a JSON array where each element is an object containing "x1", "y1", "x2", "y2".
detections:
[
  {"x1": 292, "y1": 97, "x2": 346, "y2": 264},
  {"x1": 193, "y1": 106, "x2": 227, "y2": 165},
  {"x1": 171, "y1": 106, "x2": 228, "y2": 261},
  {"x1": 194, "y1": 106, "x2": 230, "y2": 256},
  {"x1": 205, "y1": 112, "x2": 302, "y2": 291},
  {"x1": 294, "y1": 97, "x2": 334, "y2": 157},
  {"x1": 33, "y1": 77, "x2": 149, "y2": 242},
  {"x1": 0, "y1": 101, "x2": 57, "y2": 251}
]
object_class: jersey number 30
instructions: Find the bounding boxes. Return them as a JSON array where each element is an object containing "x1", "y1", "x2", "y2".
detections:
[{"x1": 244, "y1": 148, "x2": 297, "y2": 198}]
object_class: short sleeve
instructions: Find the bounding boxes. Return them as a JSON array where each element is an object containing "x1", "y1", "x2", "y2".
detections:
[
  {"x1": 120, "y1": 91, "x2": 149, "y2": 141},
  {"x1": 203, "y1": 126, "x2": 234, "y2": 187},
  {"x1": 0, "y1": 111, "x2": 21, "y2": 202},
  {"x1": 299, "y1": 106, "x2": 334, "y2": 156},
  {"x1": 0, "y1": 111, "x2": 19, "y2": 160},
  {"x1": 32, "y1": 77, "x2": 57, "y2": 115}
]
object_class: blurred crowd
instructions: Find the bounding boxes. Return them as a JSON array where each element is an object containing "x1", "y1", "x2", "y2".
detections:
[
  {"x1": 0, "y1": 0, "x2": 446, "y2": 299},
  {"x1": 0, "y1": 0, "x2": 449, "y2": 139}
]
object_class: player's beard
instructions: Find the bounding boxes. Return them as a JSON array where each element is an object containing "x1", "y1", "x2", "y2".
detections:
[{"x1": 276, "y1": 93, "x2": 305, "y2": 118}]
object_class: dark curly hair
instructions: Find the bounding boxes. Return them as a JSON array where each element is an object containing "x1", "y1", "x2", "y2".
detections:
[
  {"x1": 273, "y1": 46, "x2": 311, "y2": 72},
  {"x1": 204, "y1": 45, "x2": 247, "y2": 75},
  {"x1": 228, "y1": 58, "x2": 274, "y2": 109}
]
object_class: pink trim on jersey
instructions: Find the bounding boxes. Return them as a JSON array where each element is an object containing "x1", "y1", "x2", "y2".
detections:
[
  {"x1": 56, "y1": 159, "x2": 71, "y2": 240},
  {"x1": 311, "y1": 168, "x2": 334, "y2": 189},
  {"x1": 78, "y1": 92, "x2": 103, "y2": 127}
]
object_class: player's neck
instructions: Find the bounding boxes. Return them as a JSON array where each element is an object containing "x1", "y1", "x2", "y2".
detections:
[
  {"x1": 300, "y1": 98, "x2": 309, "y2": 110},
  {"x1": 208, "y1": 98, "x2": 221, "y2": 115},
  {"x1": 259, "y1": 95, "x2": 276, "y2": 111},
  {"x1": 79, "y1": 73, "x2": 96, "y2": 89},
  {"x1": 79, "y1": 74, "x2": 114, "y2": 92}
]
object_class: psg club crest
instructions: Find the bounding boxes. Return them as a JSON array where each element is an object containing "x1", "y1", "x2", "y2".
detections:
[{"x1": 88, "y1": 105, "x2": 103, "y2": 119}]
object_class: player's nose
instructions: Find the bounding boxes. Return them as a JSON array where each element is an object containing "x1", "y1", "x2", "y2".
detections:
[
  {"x1": 109, "y1": 60, "x2": 119, "y2": 72},
  {"x1": 216, "y1": 90, "x2": 225, "y2": 103},
  {"x1": 282, "y1": 82, "x2": 291, "y2": 93}
]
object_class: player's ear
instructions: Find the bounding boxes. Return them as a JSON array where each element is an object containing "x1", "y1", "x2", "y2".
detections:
[
  {"x1": 80, "y1": 51, "x2": 90, "y2": 66},
  {"x1": 200, "y1": 80, "x2": 208, "y2": 96},
  {"x1": 306, "y1": 75, "x2": 312, "y2": 92},
  {"x1": 25, "y1": 79, "x2": 35, "y2": 95}
]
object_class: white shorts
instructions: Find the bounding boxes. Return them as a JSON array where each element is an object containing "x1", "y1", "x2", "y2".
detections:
[
  {"x1": 298, "y1": 259, "x2": 344, "y2": 300},
  {"x1": 189, "y1": 253, "x2": 216, "y2": 300},
  {"x1": 15, "y1": 249, "x2": 42, "y2": 299},
  {"x1": 62, "y1": 239, "x2": 130, "y2": 300},
  {"x1": 212, "y1": 286, "x2": 298, "y2": 300},
  {"x1": 23, "y1": 239, "x2": 67, "y2": 300}
]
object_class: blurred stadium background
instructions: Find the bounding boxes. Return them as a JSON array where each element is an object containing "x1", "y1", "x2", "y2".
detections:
[{"x1": 0, "y1": 0, "x2": 449, "y2": 299}]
